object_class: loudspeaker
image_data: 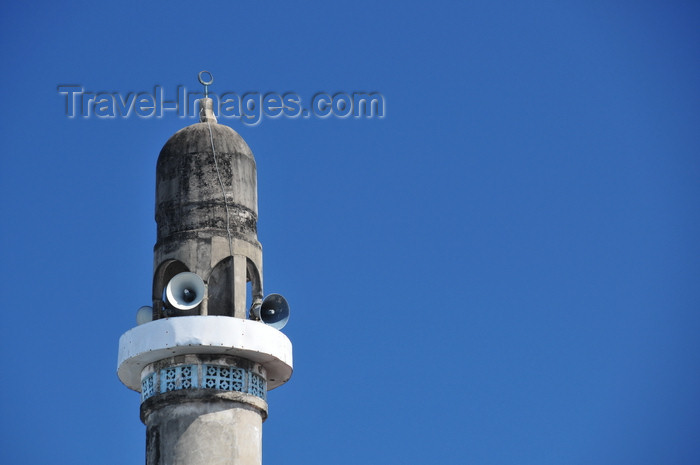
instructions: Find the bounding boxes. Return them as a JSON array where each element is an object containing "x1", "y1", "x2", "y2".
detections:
[
  {"x1": 136, "y1": 306, "x2": 153, "y2": 325},
  {"x1": 165, "y1": 272, "x2": 205, "y2": 310},
  {"x1": 252, "y1": 294, "x2": 290, "y2": 330}
]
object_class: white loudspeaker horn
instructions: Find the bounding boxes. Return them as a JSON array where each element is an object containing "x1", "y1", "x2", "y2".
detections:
[
  {"x1": 252, "y1": 294, "x2": 290, "y2": 330},
  {"x1": 136, "y1": 306, "x2": 153, "y2": 325},
  {"x1": 165, "y1": 272, "x2": 205, "y2": 310}
]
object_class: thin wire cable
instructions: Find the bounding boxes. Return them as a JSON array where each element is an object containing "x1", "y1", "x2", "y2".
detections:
[{"x1": 206, "y1": 118, "x2": 235, "y2": 257}]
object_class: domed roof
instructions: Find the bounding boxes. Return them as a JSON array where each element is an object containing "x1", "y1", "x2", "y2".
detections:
[
  {"x1": 158, "y1": 122, "x2": 254, "y2": 162},
  {"x1": 154, "y1": 98, "x2": 260, "y2": 242}
]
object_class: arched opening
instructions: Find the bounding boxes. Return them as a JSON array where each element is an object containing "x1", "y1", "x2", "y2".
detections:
[
  {"x1": 208, "y1": 257, "x2": 263, "y2": 318},
  {"x1": 208, "y1": 257, "x2": 234, "y2": 316},
  {"x1": 152, "y1": 260, "x2": 189, "y2": 319},
  {"x1": 246, "y1": 258, "x2": 263, "y2": 311}
]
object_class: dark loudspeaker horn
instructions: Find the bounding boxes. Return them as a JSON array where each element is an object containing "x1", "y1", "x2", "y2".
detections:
[
  {"x1": 253, "y1": 294, "x2": 290, "y2": 330},
  {"x1": 165, "y1": 272, "x2": 205, "y2": 310}
]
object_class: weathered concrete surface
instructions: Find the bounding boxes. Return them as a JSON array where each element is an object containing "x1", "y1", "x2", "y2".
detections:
[
  {"x1": 155, "y1": 123, "x2": 258, "y2": 242},
  {"x1": 142, "y1": 391, "x2": 266, "y2": 465},
  {"x1": 152, "y1": 117, "x2": 263, "y2": 319}
]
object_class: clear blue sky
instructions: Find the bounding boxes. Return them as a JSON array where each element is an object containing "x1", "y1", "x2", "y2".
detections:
[{"x1": 1, "y1": 1, "x2": 699, "y2": 464}]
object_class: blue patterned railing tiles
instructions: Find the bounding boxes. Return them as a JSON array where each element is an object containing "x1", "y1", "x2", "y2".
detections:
[{"x1": 140, "y1": 364, "x2": 267, "y2": 402}]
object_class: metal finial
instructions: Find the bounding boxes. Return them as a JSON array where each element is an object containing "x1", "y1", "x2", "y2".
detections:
[{"x1": 198, "y1": 71, "x2": 214, "y2": 99}]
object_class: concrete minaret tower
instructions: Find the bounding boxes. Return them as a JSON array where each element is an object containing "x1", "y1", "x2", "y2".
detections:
[{"x1": 118, "y1": 72, "x2": 293, "y2": 465}]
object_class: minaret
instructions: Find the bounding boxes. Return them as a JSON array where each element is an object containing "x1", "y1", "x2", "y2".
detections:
[{"x1": 118, "y1": 72, "x2": 293, "y2": 465}]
